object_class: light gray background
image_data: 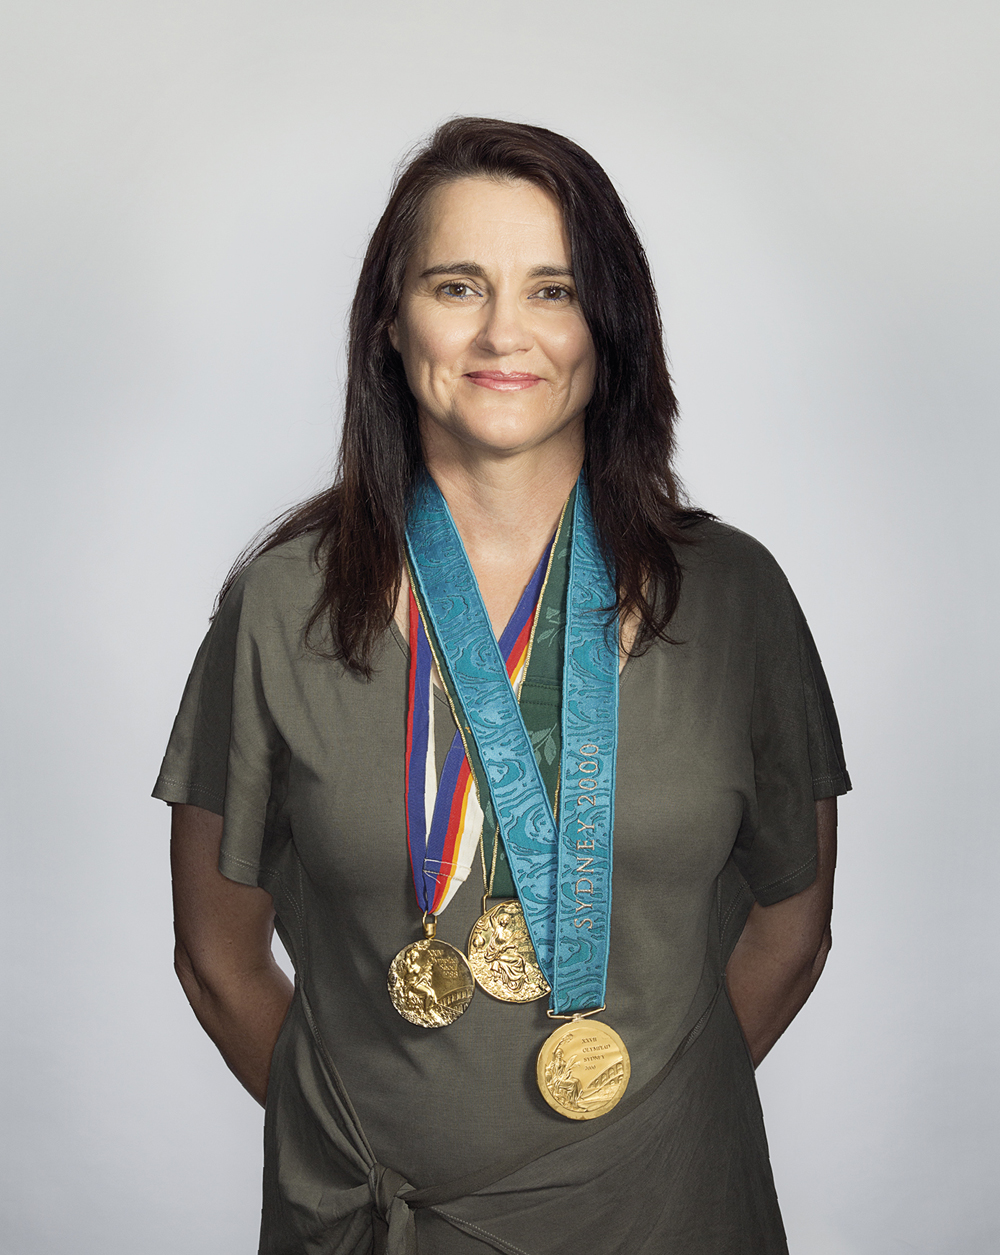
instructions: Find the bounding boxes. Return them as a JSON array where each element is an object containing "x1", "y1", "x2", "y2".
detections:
[{"x1": 2, "y1": 2, "x2": 997, "y2": 1252}]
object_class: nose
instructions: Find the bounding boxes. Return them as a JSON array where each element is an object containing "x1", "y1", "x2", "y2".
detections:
[{"x1": 475, "y1": 290, "x2": 533, "y2": 358}]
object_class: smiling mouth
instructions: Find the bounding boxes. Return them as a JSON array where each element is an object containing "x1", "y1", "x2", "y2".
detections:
[{"x1": 465, "y1": 371, "x2": 542, "y2": 392}]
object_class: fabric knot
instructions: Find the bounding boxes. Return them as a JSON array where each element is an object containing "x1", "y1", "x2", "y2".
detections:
[{"x1": 367, "y1": 1163, "x2": 417, "y2": 1255}]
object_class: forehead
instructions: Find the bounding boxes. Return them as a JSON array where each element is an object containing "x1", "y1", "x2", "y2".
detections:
[{"x1": 412, "y1": 176, "x2": 570, "y2": 267}]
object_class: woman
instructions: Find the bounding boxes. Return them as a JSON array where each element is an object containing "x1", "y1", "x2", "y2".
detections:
[{"x1": 156, "y1": 117, "x2": 850, "y2": 1254}]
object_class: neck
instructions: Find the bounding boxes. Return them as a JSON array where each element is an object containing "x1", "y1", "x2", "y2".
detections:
[
  {"x1": 418, "y1": 422, "x2": 584, "y2": 637},
  {"x1": 421, "y1": 434, "x2": 583, "y2": 570}
]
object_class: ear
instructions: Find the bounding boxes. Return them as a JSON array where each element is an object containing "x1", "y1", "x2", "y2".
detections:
[{"x1": 387, "y1": 319, "x2": 400, "y2": 352}]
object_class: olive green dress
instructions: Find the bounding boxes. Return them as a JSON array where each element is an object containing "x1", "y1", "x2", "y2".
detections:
[{"x1": 153, "y1": 520, "x2": 850, "y2": 1254}]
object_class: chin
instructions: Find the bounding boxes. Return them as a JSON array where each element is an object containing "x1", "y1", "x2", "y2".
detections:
[
  {"x1": 421, "y1": 396, "x2": 583, "y2": 459},
  {"x1": 464, "y1": 421, "x2": 561, "y2": 456},
  {"x1": 466, "y1": 404, "x2": 578, "y2": 450}
]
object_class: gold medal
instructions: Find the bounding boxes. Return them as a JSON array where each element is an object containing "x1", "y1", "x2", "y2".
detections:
[
  {"x1": 536, "y1": 1018, "x2": 631, "y2": 1120},
  {"x1": 468, "y1": 899, "x2": 550, "y2": 1003},
  {"x1": 388, "y1": 916, "x2": 475, "y2": 1028}
]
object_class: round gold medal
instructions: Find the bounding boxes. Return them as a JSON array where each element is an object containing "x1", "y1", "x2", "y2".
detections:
[
  {"x1": 468, "y1": 900, "x2": 550, "y2": 1003},
  {"x1": 387, "y1": 938, "x2": 475, "y2": 1028},
  {"x1": 536, "y1": 1019, "x2": 631, "y2": 1120}
]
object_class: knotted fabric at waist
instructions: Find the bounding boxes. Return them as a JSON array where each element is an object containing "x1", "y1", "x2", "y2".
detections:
[
  {"x1": 368, "y1": 1164, "x2": 418, "y2": 1255},
  {"x1": 265, "y1": 985, "x2": 722, "y2": 1254}
]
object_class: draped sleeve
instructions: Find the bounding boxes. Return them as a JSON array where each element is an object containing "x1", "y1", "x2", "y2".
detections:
[
  {"x1": 151, "y1": 545, "x2": 310, "y2": 887},
  {"x1": 728, "y1": 533, "x2": 851, "y2": 906}
]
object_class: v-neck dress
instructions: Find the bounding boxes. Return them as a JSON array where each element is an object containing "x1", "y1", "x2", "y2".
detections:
[{"x1": 153, "y1": 519, "x2": 850, "y2": 1255}]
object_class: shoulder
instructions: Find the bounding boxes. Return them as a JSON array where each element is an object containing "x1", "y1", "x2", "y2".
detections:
[
  {"x1": 217, "y1": 533, "x2": 324, "y2": 629},
  {"x1": 656, "y1": 518, "x2": 806, "y2": 650},
  {"x1": 677, "y1": 518, "x2": 791, "y2": 593}
]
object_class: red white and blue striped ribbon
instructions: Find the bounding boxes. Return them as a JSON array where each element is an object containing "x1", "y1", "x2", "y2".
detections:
[{"x1": 404, "y1": 546, "x2": 551, "y2": 916}]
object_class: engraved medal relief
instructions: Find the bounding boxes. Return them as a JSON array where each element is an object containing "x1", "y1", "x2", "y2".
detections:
[
  {"x1": 388, "y1": 938, "x2": 475, "y2": 1028},
  {"x1": 536, "y1": 1020, "x2": 631, "y2": 1120},
  {"x1": 468, "y1": 900, "x2": 551, "y2": 1003}
]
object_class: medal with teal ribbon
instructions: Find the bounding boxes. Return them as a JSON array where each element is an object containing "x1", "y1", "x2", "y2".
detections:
[
  {"x1": 387, "y1": 536, "x2": 552, "y2": 1029},
  {"x1": 405, "y1": 473, "x2": 631, "y2": 1119}
]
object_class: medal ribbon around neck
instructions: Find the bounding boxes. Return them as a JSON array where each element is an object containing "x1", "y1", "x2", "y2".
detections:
[
  {"x1": 404, "y1": 540, "x2": 552, "y2": 917},
  {"x1": 405, "y1": 473, "x2": 619, "y2": 1016}
]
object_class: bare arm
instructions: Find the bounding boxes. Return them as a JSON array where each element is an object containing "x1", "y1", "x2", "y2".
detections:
[
  {"x1": 725, "y1": 797, "x2": 837, "y2": 1067},
  {"x1": 170, "y1": 803, "x2": 294, "y2": 1105}
]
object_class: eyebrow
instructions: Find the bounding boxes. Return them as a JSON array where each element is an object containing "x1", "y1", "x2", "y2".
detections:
[{"x1": 417, "y1": 262, "x2": 575, "y2": 281}]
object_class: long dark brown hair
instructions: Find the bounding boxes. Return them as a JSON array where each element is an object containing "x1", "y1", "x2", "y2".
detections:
[{"x1": 217, "y1": 117, "x2": 710, "y2": 675}]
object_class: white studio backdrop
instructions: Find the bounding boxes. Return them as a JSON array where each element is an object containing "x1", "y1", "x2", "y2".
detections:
[{"x1": 1, "y1": 2, "x2": 997, "y2": 1252}]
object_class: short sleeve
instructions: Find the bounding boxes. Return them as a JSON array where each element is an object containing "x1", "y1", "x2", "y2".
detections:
[
  {"x1": 730, "y1": 546, "x2": 851, "y2": 906},
  {"x1": 151, "y1": 571, "x2": 283, "y2": 887}
]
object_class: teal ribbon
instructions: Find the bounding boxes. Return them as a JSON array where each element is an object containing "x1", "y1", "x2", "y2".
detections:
[{"x1": 405, "y1": 474, "x2": 618, "y2": 1015}]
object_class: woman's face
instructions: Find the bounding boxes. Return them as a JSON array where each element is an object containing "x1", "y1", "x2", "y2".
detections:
[{"x1": 389, "y1": 177, "x2": 596, "y2": 462}]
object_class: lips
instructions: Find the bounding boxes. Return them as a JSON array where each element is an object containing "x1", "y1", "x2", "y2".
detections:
[{"x1": 465, "y1": 371, "x2": 542, "y2": 392}]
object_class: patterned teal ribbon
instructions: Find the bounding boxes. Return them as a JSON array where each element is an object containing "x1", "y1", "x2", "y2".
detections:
[{"x1": 405, "y1": 474, "x2": 618, "y2": 1015}]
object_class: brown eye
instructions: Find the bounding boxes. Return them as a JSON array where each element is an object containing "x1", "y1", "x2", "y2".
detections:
[
  {"x1": 536, "y1": 285, "x2": 571, "y2": 302},
  {"x1": 440, "y1": 282, "x2": 478, "y2": 299}
]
